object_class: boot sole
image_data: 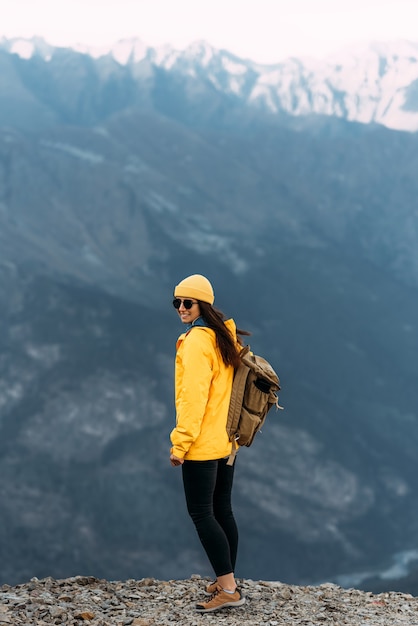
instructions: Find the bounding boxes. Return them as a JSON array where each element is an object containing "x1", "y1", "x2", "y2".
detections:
[{"x1": 195, "y1": 597, "x2": 246, "y2": 612}]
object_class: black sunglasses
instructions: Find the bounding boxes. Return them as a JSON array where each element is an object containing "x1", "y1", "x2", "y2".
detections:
[{"x1": 172, "y1": 298, "x2": 198, "y2": 310}]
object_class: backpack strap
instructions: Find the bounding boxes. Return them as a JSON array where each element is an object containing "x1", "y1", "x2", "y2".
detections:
[
  {"x1": 226, "y1": 437, "x2": 239, "y2": 466},
  {"x1": 226, "y1": 347, "x2": 251, "y2": 466}
]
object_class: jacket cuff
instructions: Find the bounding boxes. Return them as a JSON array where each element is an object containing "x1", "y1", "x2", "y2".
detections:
[{"x1": 170, "y1": 446, "x2": 185, "y2": 459}]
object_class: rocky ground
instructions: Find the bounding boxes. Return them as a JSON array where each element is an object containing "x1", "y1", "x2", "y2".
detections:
[{"x1": 0, "y1": 574, "x2": 417, "y2": 625}]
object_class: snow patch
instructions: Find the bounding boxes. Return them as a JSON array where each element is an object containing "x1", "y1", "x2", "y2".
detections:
[
  {"x1": 10, "y1": 39, "x2": 34, "y2": 60},
  {"x1": 147, "y1": 191, "x2": 179, "y2": 214},
  {"x1": 74, "y1": 38, "x2": 148, "y2": 64},
  {"x1": 124, "y1": 156, "x2": 150, "y2": 174},
  {"x1": 149, "y1": 44, "x2": 176, "y2": 66},
  {"x1": 40, "y1": 141, "x2": 104, "y2": 164},
  {"x1": 82, "y1": 246, "x2": 102, "y2": 266},
  {"x1": 26, "y1": 344, "x2": 60, "y2": 366},
  {"x1": 185, "y1": 40, "x2": 215, "y2": 66},
  {"x1": 112, "y1": 38, "x2": 148, "y2": 65},
  {"x1": 221, "y1": 56, "x2": 248, "y2": 75},
  {"x1": 228, "y1": 76, "x2": 245, "y2": 95},
  {"x1": 184, "y1": 231, "x2": 247, "y2": 274}
]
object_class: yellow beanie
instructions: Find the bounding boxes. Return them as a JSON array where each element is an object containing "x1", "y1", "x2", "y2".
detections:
[{"x1": 174, "y1": 274, "x2": 215, "y2": 304}]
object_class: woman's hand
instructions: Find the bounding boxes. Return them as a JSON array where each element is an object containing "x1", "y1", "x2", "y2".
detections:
[{"x1": 170, "y1": 454, "x2": 184, "y2": 467}]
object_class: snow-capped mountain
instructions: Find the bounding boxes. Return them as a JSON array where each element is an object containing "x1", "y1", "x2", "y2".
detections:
[
  {"x1": 1, "y1": 36, "x2": 418, "y2": 131},
  {"x1": 248, "y1": 40, "x2": 418, "y2": 132},
  {"x1": 0, "y1": 35, "x2": 54, "y2": 60},
  {"x1": 5, "y1": 36, "x2": 418, "y2": 130}
]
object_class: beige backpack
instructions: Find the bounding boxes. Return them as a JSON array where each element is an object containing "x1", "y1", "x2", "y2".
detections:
[{"x1": 226, "y1": 346, "x2": 283, "y2": 465}]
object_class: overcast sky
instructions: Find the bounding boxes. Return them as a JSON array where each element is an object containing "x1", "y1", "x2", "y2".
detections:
[{"x1": 1, "y1": 0, "x2": 417, "y2": 63}]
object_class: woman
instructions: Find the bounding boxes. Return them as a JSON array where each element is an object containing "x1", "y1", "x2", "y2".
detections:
[{"x1": 169, "y1": 273, "x2": 249, "y2": 613}]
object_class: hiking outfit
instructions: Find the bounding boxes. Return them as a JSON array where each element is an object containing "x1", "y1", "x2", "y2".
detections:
[
  {"x1": 171, "y1": 318, "x2": 237, "y2": 461},
  {"x1": 170, "y1": 274, "x2": 245, "y2": 612}
]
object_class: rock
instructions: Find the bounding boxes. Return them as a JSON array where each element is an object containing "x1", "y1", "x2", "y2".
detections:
[
  {"x1": 74, "y1": 610, "x2": 96, "y2": 620},
  {"x1": 0, "y1": 575, "x2": 417, "y2": 625}
]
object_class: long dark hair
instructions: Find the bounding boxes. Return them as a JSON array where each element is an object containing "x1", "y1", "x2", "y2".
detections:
[{"x1": 198, "y1": 301, "x2": 250, "y2": 369}]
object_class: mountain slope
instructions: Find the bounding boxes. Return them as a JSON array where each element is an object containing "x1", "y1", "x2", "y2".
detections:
[{"x1": 1, "y1": 106, "x2": 418, "y2": 588}]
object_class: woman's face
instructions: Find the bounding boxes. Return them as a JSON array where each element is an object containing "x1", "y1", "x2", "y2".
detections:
[{"x1": 175, "y1": 297, "x2": 201, "y2": 324}]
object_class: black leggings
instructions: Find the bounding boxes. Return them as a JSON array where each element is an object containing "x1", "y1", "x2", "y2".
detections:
[{"x1": 182, "y1": 457, "x2": 238, "y2": 577}]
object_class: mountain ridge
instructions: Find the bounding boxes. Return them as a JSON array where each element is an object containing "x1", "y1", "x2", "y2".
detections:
[{"x1": 1, "y1": 36, "x2": 418, "y2": 131}]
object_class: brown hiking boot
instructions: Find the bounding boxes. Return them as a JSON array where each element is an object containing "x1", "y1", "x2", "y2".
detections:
[
  {"x1": 204, "y1": 580, "x2": 218, "y2": 595},
  {"x1": 196, "y1": 585, "x2": 245, "y2": 612}
]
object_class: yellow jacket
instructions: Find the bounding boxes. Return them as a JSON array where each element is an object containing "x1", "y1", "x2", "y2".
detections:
[{"x1": 170, "y1": 319, "x2": 238, "y2": 461}]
